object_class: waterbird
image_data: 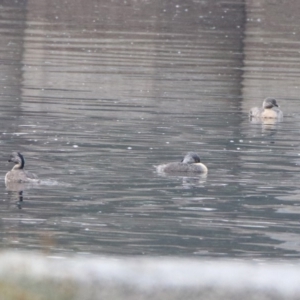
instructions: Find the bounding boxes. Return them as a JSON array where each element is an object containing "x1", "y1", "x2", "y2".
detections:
[
  {"x1": 155, "y1": 152, "x2": 208, "y2": 174},
  {"x1": 5, "y1": 152, "x2": 38, "y2": 184},
  {"x1": 249, "y1": 97, "x2": 283, "y2": 119}
]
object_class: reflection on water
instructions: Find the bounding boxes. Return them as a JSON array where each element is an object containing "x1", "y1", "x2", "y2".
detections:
[
  {"x1": 0, "y1": 0, "x2": 300, "y2": 258},
  {"x1": 6, "y1": 189, "x2": 23, "y2": 210}
]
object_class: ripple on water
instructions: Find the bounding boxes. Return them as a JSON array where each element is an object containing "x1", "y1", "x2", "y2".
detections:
[{"x1": 0, "y1": 0, "x2": 300, "y2": 258}]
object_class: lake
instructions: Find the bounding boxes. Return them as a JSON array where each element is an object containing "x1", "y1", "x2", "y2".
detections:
[{"x1": 1, "y1": 0, "x2": 300, "y2": 258}]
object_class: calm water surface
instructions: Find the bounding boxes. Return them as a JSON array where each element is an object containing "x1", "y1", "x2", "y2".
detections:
[{"x1": 0, "y1": 0, "x2": 300, "y2": 258}]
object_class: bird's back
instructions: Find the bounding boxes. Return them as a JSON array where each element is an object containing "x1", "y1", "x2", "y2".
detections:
[
  {"x1": 249, "y1": 107, "x2": 262, "y2": 118},
  {"x1": 156, "y1": 162, "x2": 207, "y2": 173}
]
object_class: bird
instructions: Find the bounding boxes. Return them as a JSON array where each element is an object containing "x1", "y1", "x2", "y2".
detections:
[
  {"x1": 155, "y1": 152, "x2": 208, "y2": 174},
  {"x1": 249, "y1": 97, "x2": 283, "y2": 119},
  {"x1": 5, "y1": 152, "x2": 38, "y2": 184}
]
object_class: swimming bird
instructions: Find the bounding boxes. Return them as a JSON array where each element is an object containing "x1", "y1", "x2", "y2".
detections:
[
  {"x1": 249, "y1": 98, "x2": 283, "y2": 119},
  {"x1": 5, "y1": 152, "x2": 38, "y2": 184},
  {"x1": 155, "y1": 152, "x2": 208, "y2": 174}
]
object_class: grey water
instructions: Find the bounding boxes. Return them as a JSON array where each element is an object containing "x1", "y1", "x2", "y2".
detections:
[{"x1": 1, "y1": 0, "x2": 300, "y2": 258}]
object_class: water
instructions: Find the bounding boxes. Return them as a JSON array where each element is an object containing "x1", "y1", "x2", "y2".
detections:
[{"x1": 0, "y1": 0, "x2": 300, "y2": 258}]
